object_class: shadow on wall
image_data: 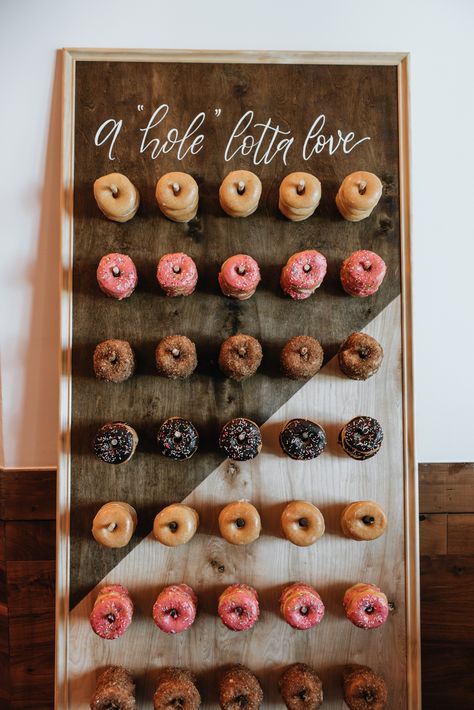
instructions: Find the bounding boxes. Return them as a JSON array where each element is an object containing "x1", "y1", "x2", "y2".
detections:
[{"x1": 15, "y1": 52, "x2": 62, "y2": 466}]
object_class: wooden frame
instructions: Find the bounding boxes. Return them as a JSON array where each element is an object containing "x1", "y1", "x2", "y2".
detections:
[{"x1": 57, "y1": 48, "x2": 417, "y2": 709}]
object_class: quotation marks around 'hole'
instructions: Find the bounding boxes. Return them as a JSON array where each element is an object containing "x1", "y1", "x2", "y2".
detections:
[
  {"x1": 137, "y1": 105, "x2": 144, "y2": 111},
  {"x1": 214, "y1": 108, "x2": 222, "y2": 117}
]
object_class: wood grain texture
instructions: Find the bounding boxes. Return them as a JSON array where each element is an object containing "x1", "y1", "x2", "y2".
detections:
[
  {"x1": 419, "y1": 463, "x2": 474, "y2": 513},
  {"x1": 0, "y1": 469, "x2": 56, "y2": 521},
  {"x1": 447, "y1": 514, "x2": 474, "y2": 555},
  {"x1": 7, "y1": 560, "x2": 55, "y2": 617},
  {"x1": 5, "y1": 521, "x2": 56, "y2": 561},
  {"x1": 419, "y1": 514, "x2": 447, "y2": 556}
]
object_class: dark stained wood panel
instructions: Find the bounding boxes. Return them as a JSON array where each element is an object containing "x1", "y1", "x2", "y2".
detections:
[
  {"x1": 0, "y1": 470, "x2": 56, "y2": 521},
  {"x1": 5, "y1": 521, "x2": 56, "y2": 561},
  {"x1": 419, "y1": 462, "x2": 474, "y2": 513}
]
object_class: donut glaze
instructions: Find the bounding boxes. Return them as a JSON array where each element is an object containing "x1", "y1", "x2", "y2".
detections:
[
  {"x1": 219, "y1": 170, "x2": 262, "y2": 217},
  {"x1": 279, "y1": 172, "x2": 322, "y2": 221},
  {"x1": 338, "y1": 332, "x2": 383, "y2": 380},
  {"x1": 155, "y1": 335, "x2": 197, "y2": 379},
  {"x1": 280, "y1": 250, "x2": 327, "y2": 300},
  {"x1": 343, "y1": 583, "x2": 389, "y2": 629},
  {"x1": 336, "y1": 171, "x2": 383, "y2": 222},
  {"x1": 92, "y1": 501, "x2": 137, "y2": 548},
  {"x1": 153, "y1": 668, "x2": 201, "y2": 710},
  {"x1": 97, "y1": 253, "x2": 138, "y2": 300},
  {"x1": 218, "y1": 501, "x2": 262, "y2": 545},
  {"x1": 152, "y1": 584, "x2": 197, "y2": 634},
  {"x1": 338, "y1": 416, "x2": 383, "y2": 460},
  {"x1": 89, "y1": 585, "x2": 134, "y2": 640},
  {"x1": 93, "y1": 423, "x2": 138, "y2": 465},
  {"x1": 343, "y1": 664, "x2": 388, "y2": 710},
  {"x1": 219, "y1": 665, "x2": 263, "y2": 710},
  {"x1": 218, "y1": 583, "x2": 260, "y2": 631},
  {"x1": 91, "y1": 666, "x2": 136, "y2": 710},
  {"x1": 279, "y1": 419, "x2": 326, "y2": 460},
  {"x1": 280, "y1": 583, "x2": 325, "y2": 630},
  {"x1": 93, "y1": 172, "x2": 140, "y2": 223},
  {"x1": 157, "y1": 253, "x2": 198, "y2": 297},
  {"x1": 155, "y1": 172, "x2": 199, "y2": 222},
  {"x1": 340, "y1": 250, "x2": 386, "y2": 297},
  {"x1": 340, "y1": 501, "x2": 387, "y2": 541},
  {"x1": 93, "y1": 339, "x2": 135, "y2": 383},
  {"x1": 281, "y1": 501, "x2": 325, "y2": 547},
  {"x1": 279, "y1": 663, "x2": 323, "y2": 710},
  {"x1": 153, "y1": 503, "x2": 199, "y2": 547},
  {"x1": 157, "y1": 417, "x2": 199, "y2": 460},
  {"x1": 219, "y1": 418, "x2": 262, "y2": 461},
  {"x1": 281, "y1": 336, "x2": 324, "y2": 379},
  {"x1": 218, "y1": 334, "x2": 263, "y2": 381},
  {"x1": 218, "y1": 255, "x2": 261, "y2": 300}
]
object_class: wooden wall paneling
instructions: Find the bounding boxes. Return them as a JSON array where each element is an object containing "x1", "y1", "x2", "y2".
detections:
[
  {"x1": 419, "y1": 463, "x2": 474, "y2": 513},
  {"x1": 446, "y1": 514, "x2": 474, "y2": 555},
  {"x1": 0, "y1": 469, "x2": 56, "y2": 520},
  {"x1": 418, "y1": 514, "x2": 447, "y2": 556}
]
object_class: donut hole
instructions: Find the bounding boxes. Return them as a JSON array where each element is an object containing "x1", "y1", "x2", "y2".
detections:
[
  {"x1": 358, "y1": 347, "x2": 370, "y2": 360},
  {"x1": 299, "y1": 606, "x2": 309, "y2": 616},
  {"x1": 106, "y1": 613, "x2": 116, "y2": 623},
  {"x1": 363, "y1": 689, "x2": 376, "y2": 702},
  {"x1": 358, "y1": 180, "x2": 367, "y2": 195},
  {"x1": 169, "y1": 608, "x2": 179, "y2": 619},
  {"x1": 297, "y1": 689, "x2": 308, "y2": 701},
  {"x1": 171, "y1": 697, "x2": 185, "y2": 708},
  {"x1": 302, "y1": 264, "x2": 311, "y2": 273},
  {"x1": 111, "y1": 266, "x2": 121, "y2": 277},
  {"x1": 235, "y1": 695, "x2": 248, "y2": 708},
  {"x1": 365, "y1": 605, "x2": 374, "y2": 614},
  {"x1": 234, "y1": 606, "x2": 244, "y2": 616},
  {"x1": 172, "y1": 265, "x2": 181, "y2": 274},
  {"x1": 362, "y1": 515, "x2": 375, "y2": 525},
  {"x1": 168, "y1": 521, "x2": 179, "y2": 532},
  {"x1": 298, "y1": 517, "x2": 309, "y2": 528},
  {"x1": 235, "y1": 265, "x2": 246, "y2": 275},
  {"x1": 235, "y1": 517, "x2": 246, "y2": 529},
  {"x1": 361, "y1": 259, "x2": 372, "y2": 271},
  {"x1": 299, "y1": 347, "x2": 309, "y2": 359}
]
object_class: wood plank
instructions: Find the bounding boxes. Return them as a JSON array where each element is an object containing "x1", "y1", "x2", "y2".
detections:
[
  {"x1": 0, "y1": 522, "x2": 5, "y2": 560},
  {"x1": 421, "y1": 640, "x2": 474, "y2": 709},
  {"x1": 5, "y1": 521, "x2": 56, "y2": 561},
  {"x1": 447, "y1": 514, "x2": 474, "y2": 555},
  {"x1": 0, "y1": 650, "x2": 10, "y2": 702},
  {"x1": 10, "y1": 702, "x2": 53, "y2": 710},
  {"x1": 419, "y1": 514, "x2": 447, "y2": 556},
  {"x1": 419, "y1": 463, "x2": 474, "y2": 513},
  {"x1": 0, "y1": 469, "x2": 56, "y2": 521},
  {"x1": 6, "y1": 561, "x2": 55, "y2": 617},
  {"x1": 9, "y1": 645, "x2": 54, "y2": 702},
  {"x1": 8, "y1": 611, "x2": 55, "y2": 651}
]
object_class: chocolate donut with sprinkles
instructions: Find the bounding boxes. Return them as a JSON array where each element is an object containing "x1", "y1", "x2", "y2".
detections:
[
  {"x1": 279, "y1": 419, "x2": 326, "y2": 460},
  {"x1": 219, "y1": 418, "x2": 262, "y2": 461},
  {"x1": 338, "y1": 416, "x2": 383, "y2": 460},
  {"x1": 157, "y1": 417, "x2": 199, "y2": 460},
  {"x1": 93, "y1": 423, "x2": 138, "y2": 465}
]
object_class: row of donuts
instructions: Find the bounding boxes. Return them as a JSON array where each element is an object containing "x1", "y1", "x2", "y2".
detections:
[
  {"x1": 95, "y1": 332, "x2": 383, "y2": 383},
  {"x1": 90, "y1": 580, "x2": 391, "y2": 639},
  {"x1": 93, "y1": 416, "x2": 384, "y2": 464},
  {"x1": 91, "y1": 662, "x2": 388, "y2": 710},
  {"x1": 94, "y1": 169, "x2": 383, "y2": 223},
  {"x1": 93, "y1": 499, "x2": 387, "y2": 549},
  {"x1": 97, "y1": 249, "x2": 387, "y2": 300}
]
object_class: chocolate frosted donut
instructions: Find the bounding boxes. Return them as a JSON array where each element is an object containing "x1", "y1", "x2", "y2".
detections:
[
  {"x1": 219, "y1": 418, "x2": 262, "y2": 461},
  {"x1": 219, "y1": 665, "x2": 263, "y2": 710},
  {"x1": 279, "y1": 663, "x2": 323, "y2": 710},
  {"x1": 93, "y1": 423, "x2": 138, "y2": 464},
  {"x1": 219, "y1": 334, "x2": 263, "y2": 381},
  {"x1": 279, "y1": 419, "x2": 326, "y2": 460},
  {"x1": 91, "y1": 665, "x2": 136, "y2": 710},
  {"x1": 153, "y1": 667, "x2": 201, "y2": 710},
  {"x1": 339, "y1": 333, "x2": 383, "y2": 380},
  {"x1": 338, "y1": 416, "x2": 383, "y2": 460},
  {"x1": 281, "y1": 336, "x2": 324, "y2": 379},
  {"x1": 156, "y1": 335, "x2": 197, "y2": 379},
  {"x1": 93, "y1": 339, "x2": 135, "y2": 383},
  {"x1": 157, "y1": 417, "x2": 199, "y2": 460},
  {"x1": 343, "y1": 665, "x2": 388, "y2": 710}
]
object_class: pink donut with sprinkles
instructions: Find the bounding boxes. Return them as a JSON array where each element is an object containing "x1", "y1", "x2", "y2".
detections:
[
  {"x1": 96, "y1": 253, "x2": 138, "y2": 300},
  {"x1": 343, "y1": 582, "x2": 389, "y2": 629},
  {"x1": 280, "y1": 582, "x2": 325, "y2": 630},
  {"x1": 218, "y1": 583, "x2": 260, "y2": 631},
  {"x1": 340, "y1": 250, "x2": 387, "y2": 297},
  {"x1": 280, "y1": 250, "x2": 327, "y2": 300},
  {"x1": 89, "y1": 584, "x2": 134, "y2": 640},
  {"x1": 152, "y1": 583, "x2": 197, "y2": 634},
  {"x1": 156, "y1": 253, "x2": 198, "y2": 297},
  {"x1": 218, "y1": 254, "x2": 261, "y2": 300}
]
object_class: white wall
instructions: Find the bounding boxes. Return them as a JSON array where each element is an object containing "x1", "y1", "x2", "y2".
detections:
[{"x1": 0, "y1": 0, "x2": 473, "y2": 467}]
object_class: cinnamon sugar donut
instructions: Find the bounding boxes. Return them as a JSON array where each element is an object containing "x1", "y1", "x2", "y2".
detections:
[
  {"x1": 153, "y1": 667, "x2": 201, "y2": 710},
  {"x1": 219, "y1": 665, "x2": 263, "y2": 710},
  {"x1": 155, "y1": 335, "x2": 197, "y2": 379},
  {"x1": 279, "y1": 172, "x2": 322, "y2": 221},
  {"x1": 279, "y1": 663, "x2": 323, "y2": 710},
  {"x1": 153, "y1": 504, "x2": 199, "y2": 547},
  {"x1": 218, "y1": 501, "x2": 261, "y2": 545},
  {"x1": 90, "y1": 666, "x2": 136, "y2": 710},
  {"x1": 338, "y1": 332, "x2": 383, "y2": 380},
  {"x1": 281, "y1": 501, "x2": 325, "y2": 547},
  {"x1": 219, "y1": 170, "x2": 262, "y2": 217},
  {"x1": 219, "y1": 334, "x2": 263, "y2": 381},
  {"x1": 155, "y1": 172, "x2": 199, "y2": 222},
  {"x1": 93, "y1": 339, "x2": 135, "y2": 383},
  {"x1": 343, "y1": 665, "x2": 388, "y2": 710},
  {"x1": 281, "y1": 336, "x2": 323, "y2": 379},
  {"x1": 336, "y1": 171, "x2": 383, "y2": 221}
]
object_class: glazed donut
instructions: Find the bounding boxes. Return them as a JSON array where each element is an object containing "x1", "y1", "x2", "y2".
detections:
[
  {"x1": 218, "y1": 583, "x2": 260, "y2": 631},
  {"x1": 279, "y1": 419, "x2": 327, "y2": 460},
  {"x1": 340, "y1": 501, "x2": 387, "y2": 541},
  {"x1": 157, "y1": 417, "x2": 199, "y2": 460},
  {"x1": 156, "y1": 253, "x2": 198, "y2": 297},
  {"x1": 278, "y1": 663, "x2": 323, "y2": 710},
  {"x1": 153, "y1": 503, "x2": 199, "y2": 547},
  {"x1": 93, "y1": 173, "x2": 140, "y2": 223},
  {"x1": 219, "y1": 170, "x2": 262, "y2": 217},
  {"x1": 92, "y1": 502, "x2": 137, "y2": 548},
  {"x1": 340, "y1": 250, "x2": 387, "y2": 297},
  {"x1": 218, "y1": 501, "x2": 261, "y2": 545},
  {"x1": 219, "y1": 418, "x2": 262, "y2": 461},
  {"x1": 280, "y1": 336, "x2": 324, "y2": 379},
  {"x1": 343, "y1": 665, "x2": 388, "y2": 710},
  {"x1": 218, "y1": 334, "x2": 263, "y2": 381},
  {"x1": 343, "y1": 583, "x2": 389, "y2": 629},
  {"x1": 93, "y1": 339, "x2": 135, "y2": 383},
  {"x1": 89, "y1": 584, "x2": 133, "y2": 639},
  {"x1": 218, "y1": 255, "x2": 261, "y2": 300},
  {"x1": 152, "y1": 584, "x2": 197, "y2": 634},
  {"x1": 90, "y1": 666, "x2": 136, "y2": 710},
  {"x1": 338, "y1": 332, "x2": 384, "y2": 380},
  {"x1": 219, "y1": 665, "x2": 263, "y2": 710},
  {"x1": 155, "y1": 335, "x2": 197, "y2": 379},
  {"x1": 93, "y1": 423, "x2": 138, "y2": 465},
  {"x1": 280, "y1": 582, "x2": 325, "y2": 630},
  {"x1": 155, "y1": 172, "x2": 199, "y2": 222},
  {"x1": 153, "y1": 668, "x2": 201, "y2": 710},
  {"x1": 97, "y1": 253, "x2": 138, "y2": 300},
  {"x1": 338, "y1": 416, "x2": 383, "y2": 460},
  {"x1": 336, "y1": 171, "x2": 383, "y2": 222},
  {"x1": 279, "y1": 172, "x2": 322, "y2": 221},
  {"x1": 280, "y1": 250, "x2": 327, "y2": 300},
  {"x1": 281, "y1": 501, "x2": 325, "y2": 547}
]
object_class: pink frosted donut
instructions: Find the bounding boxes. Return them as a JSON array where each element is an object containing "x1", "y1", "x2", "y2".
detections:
[
  {"x1": 280, "y1": 582, "x2": 325, "y2": 630},
  {"x1": 280, "y1": 250, "x2": 327, "y2": 300},
  {"x1": 343, "y1": 582, "x2": 389, "y2": 629},
  {"x1": 97, "y1": 253, "x2": 138, "y2": 300},
  {"x1": 340, "y1": 250, "x2": 387, "y2": 297},
  {"x1": 89, "y1": 584, "x2": 134, "y2": 640},
  {"x1": 156, "y1": 253, "x2": 198, "y2": 297},
  {"x1": 218, "y1": 583, "x2": 260, "y2": 631},
  {"x1": 218, "y1": 255, "x2": 261, "y2": 300},
  {"x1": 152, "y1": 583, "x2": 197, "y2": 634}
]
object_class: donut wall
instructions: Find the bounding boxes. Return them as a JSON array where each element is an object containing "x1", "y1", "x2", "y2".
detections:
[{"x1": 57, "y1": 50, "x2": 417, "y2": 709}]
